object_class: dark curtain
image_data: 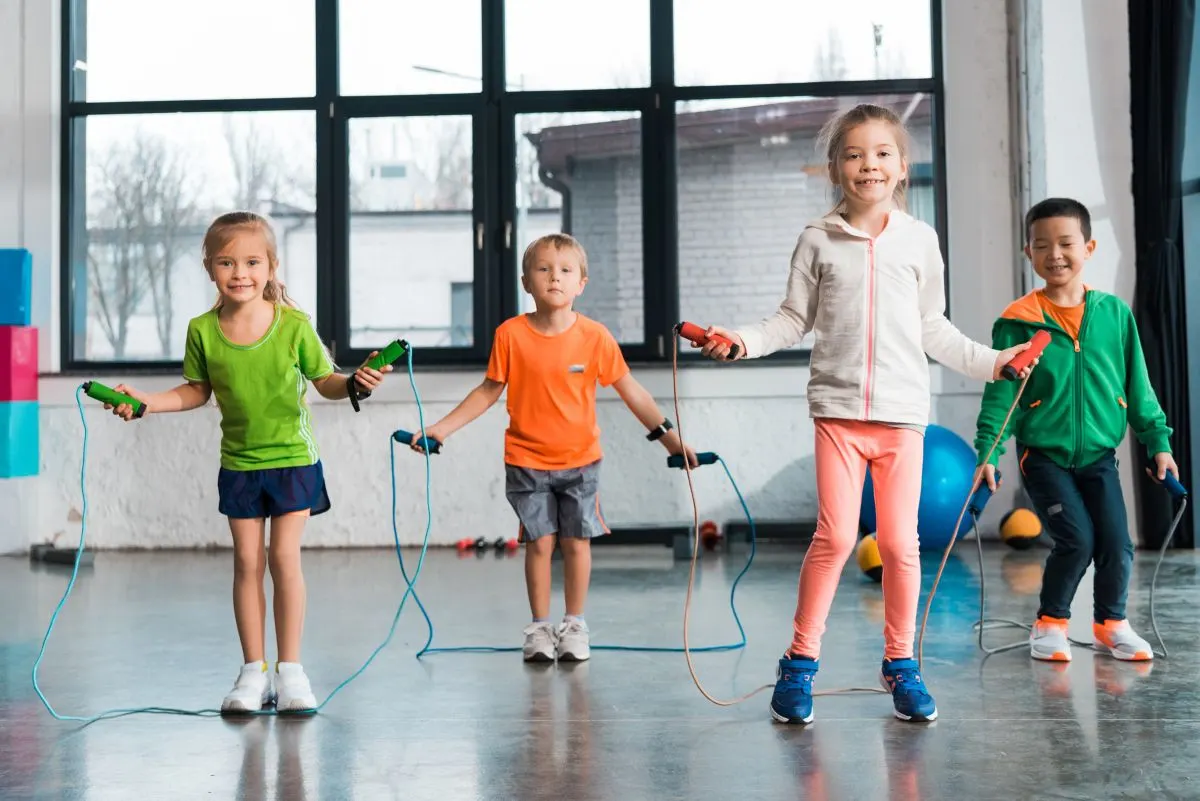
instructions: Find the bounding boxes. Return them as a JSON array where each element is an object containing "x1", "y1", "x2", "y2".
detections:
[{"x1": 1128, "y1": 0, "x2": 1196, "y2": 548}]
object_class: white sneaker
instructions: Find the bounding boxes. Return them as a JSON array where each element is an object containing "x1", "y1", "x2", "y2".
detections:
[
  {"x1": 523, "y1": 621, "x2": 558, "y2": 662},
  {"x1": 221, "y1": 661, "x2": 273, "y2": 714},
  {"x1": 1093, "y1": 619, "x2": 1154, "y2": 661},
  {"x1": 556, "y1": 618, "x2": 590, "y2": 662},
  {"x1": 275, "y1": 662, "x2": 318, "y2": 712},
  {"x1": 1029, "y1": 616, "x2": 1071, "y2": 662}
]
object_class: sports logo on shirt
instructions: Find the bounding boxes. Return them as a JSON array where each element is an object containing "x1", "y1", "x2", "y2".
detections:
[{"x1": 568, "y1": 364, "x2": 585, "y2": 373}]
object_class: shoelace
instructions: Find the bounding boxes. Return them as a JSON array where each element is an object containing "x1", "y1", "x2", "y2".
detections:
[
  {"x1": 779, "y1": 670, "x2": 814, "y2": 690},
  {"x1": 888, "y1": 668, "x2": 929, "y2": 697}
]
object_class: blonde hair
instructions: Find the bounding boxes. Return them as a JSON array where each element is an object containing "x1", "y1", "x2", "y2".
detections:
[
  {"x1": 521, "y1": 233, "x2": 589, "y2": 279},
  {"x1": 203, "y1": 211, "x2": 299, "y2": 310},
  {"x1": 816, "y1": 103, "x2": 911, "y2": 213}
]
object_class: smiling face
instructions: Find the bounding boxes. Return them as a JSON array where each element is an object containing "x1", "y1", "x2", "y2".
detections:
[
  {"x1": 1025, "y1": 215, "x2": 1095, "y2": 292},
  {"x1": 830, "y1": 119, "x2": 908, "y2": 212},
  {"x1": 206, "y1": 227, "x2": 274, "y2": 305},
  {"x1": 521, "y1": 240, "x2": 587, "y2": 310}
]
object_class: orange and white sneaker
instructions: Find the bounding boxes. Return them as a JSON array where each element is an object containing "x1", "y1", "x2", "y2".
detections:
[
  {"x1": 1029, "y1": 616, "x2": 1072, "y2": 662},
  {"x1": 1092, "y1": 619, "x2": 1154, "y2": 661}
]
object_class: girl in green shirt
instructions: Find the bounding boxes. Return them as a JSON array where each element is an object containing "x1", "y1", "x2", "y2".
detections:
[{"x1": 106, "y1": 211, "x2": 390, "y2": 714}]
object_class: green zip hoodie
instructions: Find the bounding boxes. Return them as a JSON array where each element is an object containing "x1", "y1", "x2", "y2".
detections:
[{"x1": 974, "y1": 288, "x2": 1172, "y2": 470}]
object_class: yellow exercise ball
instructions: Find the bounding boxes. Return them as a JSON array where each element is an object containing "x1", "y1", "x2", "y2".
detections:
[
  {"x1": 856, "y1": 533, "x2": 883, "y2": 582},
  {"x1": 1000, "y1": 508, "x2": 1043, "y2": 550}
]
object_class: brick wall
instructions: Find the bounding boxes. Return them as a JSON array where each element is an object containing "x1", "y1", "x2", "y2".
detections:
[{"x1": 570, "y1": 124, "x2": 935, "y2": 346}]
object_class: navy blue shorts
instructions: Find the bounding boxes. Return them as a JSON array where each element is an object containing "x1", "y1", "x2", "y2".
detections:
[{"x1": 217, "y1": 462, "x2": 331, "y2": 519}]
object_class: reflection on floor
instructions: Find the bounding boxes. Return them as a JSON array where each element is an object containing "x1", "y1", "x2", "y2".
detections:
[{"x1": 2, "y1": 541, "x2": 1197, "y2": 800}]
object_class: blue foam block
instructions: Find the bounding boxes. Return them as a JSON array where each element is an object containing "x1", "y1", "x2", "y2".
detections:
[
  {"x1": 0, "y1": 400, "x2": 39, "y2": 478},
  {"x1": 0, "y1": 250, "x2": 32, "y2": 327}
]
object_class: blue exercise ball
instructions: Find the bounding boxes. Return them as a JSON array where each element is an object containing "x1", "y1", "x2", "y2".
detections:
[{"x1": 859, "y1": 424, "x2": 977, "y2": 552}]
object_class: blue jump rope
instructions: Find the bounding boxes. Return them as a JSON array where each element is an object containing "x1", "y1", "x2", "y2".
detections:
[
  {"x1": 31, "y1": 348, "x2": 437, "y2": 722},
  {"x1": 31, "y1": 342, "x2": 758, "y2": 722},
  {"x1": 388, "y1": 434, "x2": 757, "y2": 657}
]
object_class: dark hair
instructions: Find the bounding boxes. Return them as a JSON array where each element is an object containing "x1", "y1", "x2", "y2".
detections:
[{"x1": 1024, "y1": 197, "x2": 1092, "y2": 242}]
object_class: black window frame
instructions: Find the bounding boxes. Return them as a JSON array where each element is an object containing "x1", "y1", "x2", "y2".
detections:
[{"x1": 59, "y1": 0, "x2": 947, "y2": 373}]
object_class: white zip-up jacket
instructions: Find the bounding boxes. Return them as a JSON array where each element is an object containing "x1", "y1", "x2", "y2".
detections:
[{"x1": 734, "y1": 210, "x2": 1000, "y2": 426}]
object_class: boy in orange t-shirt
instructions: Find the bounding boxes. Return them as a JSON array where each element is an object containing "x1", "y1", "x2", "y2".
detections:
[{"x1": 413, "y1": 233, "x2": 697, "y2": 662}]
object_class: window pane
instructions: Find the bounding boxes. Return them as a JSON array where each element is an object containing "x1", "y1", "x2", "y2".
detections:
[
  {"x1": 348, "y1": 115, "x2": 475, "y2": 349},
  {"x1": 505, "y1": 1, "x2": 650, "y2": 90},
  {"x1": 517, "y1": 111, "x2": 644, "y2": 344},
  {"x1": 675, "y1": 95, "x2": 935, "y2": 351},
  {"x1": 674, "y1": 0, "x2": 933, "y2": 86},
  {"x1": 72, "y1": 112, "x2": 317, "y2": 361},
  {"x1": 74, "y1": 0, "x2": 314, "y2": 102},
  {"x1": 339, "y1": 0, "x2": 482, "y2": 95}
]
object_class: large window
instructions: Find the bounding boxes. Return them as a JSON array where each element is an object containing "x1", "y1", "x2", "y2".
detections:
[{"x1": 62, "y1": 0, "x2": 945, "y2": 369}]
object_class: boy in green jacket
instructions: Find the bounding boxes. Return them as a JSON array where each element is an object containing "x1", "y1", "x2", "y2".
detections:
[{"x1": 974, "y1": 197, "x2": 1178, "y2": 663}]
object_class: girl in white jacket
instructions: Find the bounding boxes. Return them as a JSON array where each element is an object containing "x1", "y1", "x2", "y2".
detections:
[{"x1": 699, "y1": 103, "x2": 1034, "y2": 725}]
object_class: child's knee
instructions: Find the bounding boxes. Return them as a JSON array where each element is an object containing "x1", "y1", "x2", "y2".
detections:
[
  {"x1": 526, "y1": 534, "x2": 556, "y2": 557},
  {"x1": 558, "y1": 536, "x2": 589, "y2": 555},
  {"x1": 268, "y1": 545, "x2": 302, "y2": 578},
  {"x1": 233, "y1": 548, "x2": 261, "y2": 577},
  {"x1": 811, "y1": 528, "x2": 858, "y2": 564},
  {"x1": 875, "y1": 531, "x2": 918, "y2": 565}
]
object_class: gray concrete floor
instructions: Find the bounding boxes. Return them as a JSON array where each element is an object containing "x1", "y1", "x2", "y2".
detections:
[{"x1": 2, "y1": 540, "x2": 1198, "y2": 800}]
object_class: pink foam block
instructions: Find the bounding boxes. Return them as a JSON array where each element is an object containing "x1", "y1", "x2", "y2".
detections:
[{"x1": 0, "y1": 327, "x2": 37, "y2": 402}]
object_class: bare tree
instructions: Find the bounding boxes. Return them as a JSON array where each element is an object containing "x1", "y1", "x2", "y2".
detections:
[
  {"x1": 427, "y1": 118, "x2": 473, "y2": 210},
  {"x1": 812, "y1": 30, "x2": 849, "y2": 81},
  {"x1": 88, "y1": 134, "x2": 198, "y2": 358},
  {"x1": 224, "y1": 117, "x2": 315, "y2": 213}
]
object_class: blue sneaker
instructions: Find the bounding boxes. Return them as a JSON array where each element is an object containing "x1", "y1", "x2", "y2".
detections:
[
  {"x1": 880, "y1": 658, "x2": 937, "y2": 721},
  {"x1": 769, "y1": 654, "x2": 817, "y2": 724}
]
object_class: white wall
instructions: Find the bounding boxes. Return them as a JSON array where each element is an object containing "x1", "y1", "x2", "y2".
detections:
[
  {"x1": 2, "y1": 0, "x2": 1143, "y2": 551},
  {"x1": 0, "y1": 0, "x2": 59, "y2": 554}
]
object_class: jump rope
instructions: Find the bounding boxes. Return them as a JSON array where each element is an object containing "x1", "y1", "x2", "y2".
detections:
[
  {"x1": 31, "y1": 342, "x2": 438, "y2": 722},
  {"x1": 32, "y1": 326, "x2": 1189, "y2": 722},
  {"x1": 30, "y1": 335, "x2": 759, "y2": 723}
]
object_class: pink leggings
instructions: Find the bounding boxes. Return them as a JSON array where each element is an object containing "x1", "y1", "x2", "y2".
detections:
[{"x1": 791, "y1": 419, "x2": 923, "y2": 661}]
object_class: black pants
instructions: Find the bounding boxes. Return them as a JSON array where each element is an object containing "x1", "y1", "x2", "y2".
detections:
[{"x1": 1019, "y1": 447, "x2": 1133, "y2": 623}]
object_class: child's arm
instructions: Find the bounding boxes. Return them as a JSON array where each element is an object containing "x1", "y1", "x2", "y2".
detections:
[
  {"x1": 105, "y1": 381, "x2": 211, "y2": 420},
  {"x1": 412, "y1": 378, "x2": 506, "y2": 451},
  {"x1": 612, "y1": 374, "x2": 698, "y2": 466},
  {"x1": 311, "y1": 351, "x2": 391, "y2": 401},
  {"x1": 918, "y1": 236, "x2": 1004, "y2": 382},
  {"x1": 1123, "y1": 308, "x2": 1176, "y2": 478},
  {"x1": 972, "y1": 323, "x2": 1024, "y2": 486},
  {"x1": 701, "y1": 237, "x2": 818, "y2": 361}
]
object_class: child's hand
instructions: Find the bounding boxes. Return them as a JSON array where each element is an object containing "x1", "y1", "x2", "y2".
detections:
[
  {"x1": 105, "y1": 384, "x2": 150, "y2": 421},
  {"x1": 1146, "y1": 452, "x2": 1179, "y2": 483},
  {"x1": 410, "y1": 424, "x2": 446, "y2": 454},
  {"x1": 980, "y1": 463, "x2": 1001, "y2": 491},
  {"x1": 353, "y1": 351, "x2": 393, "y2": 393},
  {"x1": 696, "y1": 325, "x2": 745, "y2": 362},
  {"x1": 661, "y1": 431, "x2": 699, "y2": 468},
  {"x1": 992, "y1": 341, "x2": 1039, "y2": 380},
  {"x1": 673, "y1": 443, "x2": 700, "y2": 469}
]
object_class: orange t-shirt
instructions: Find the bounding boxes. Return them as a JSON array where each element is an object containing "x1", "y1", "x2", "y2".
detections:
[
  {"x1": 1037, "y1": 291, "x2": 1085, "y2": 341},
  {"x1": 486, "y1": 314, "x2": 631, "y2": 470}
]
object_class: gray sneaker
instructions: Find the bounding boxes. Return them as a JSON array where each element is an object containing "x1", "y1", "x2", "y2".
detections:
[
  {"x1": 523, "y1": 621, "x2": 557, "y2": 662},
  {"x1": 556, "y1": 619, "x2": 590, "y2": 662}
]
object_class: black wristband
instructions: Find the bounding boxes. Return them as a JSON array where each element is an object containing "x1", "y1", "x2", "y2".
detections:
[{"x1": 646, "y1": 418, "x2": 674, "y2": 441}]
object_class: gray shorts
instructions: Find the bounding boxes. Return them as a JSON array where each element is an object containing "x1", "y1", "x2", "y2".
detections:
[{"x1": 504, "y1": 460, "x2": 609, "y2": 543}]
